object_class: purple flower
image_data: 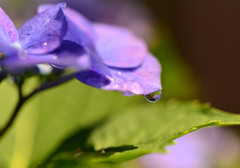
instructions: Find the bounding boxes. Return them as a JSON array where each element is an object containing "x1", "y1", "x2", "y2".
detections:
[
  {"x1": 0, "y1": 3, "x2": 88, "y2": 72},
  {"x1": 0, "y1": 3, "x2": 162, "y2": 100}
]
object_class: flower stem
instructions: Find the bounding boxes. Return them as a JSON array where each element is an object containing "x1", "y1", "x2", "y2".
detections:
[
  {"x1": 25, "y1": 73, "x2": 75, "y2": 100},
  {"x1": 0, "y1": 82, "x2": 25, "y2": 140},
  {"x1": 0, "y1": 73, "x2": 75, "y2": 140}
]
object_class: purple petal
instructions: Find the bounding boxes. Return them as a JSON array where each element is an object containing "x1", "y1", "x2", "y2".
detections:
[
  {"x1": 0, "y1": 35, "x2": 19, "y2": 55},
  {"x1": 38, "y1": 5, "x2": 118, "y2": 88},
  {"x1": 57, "y1": 11, "x2": 113, "y2": 88},
  {"x1": 63, "y1": 7, "x2": 95, "y2": 41},
  {"x1": 0, "y1": 7, "x2": 19, "y2": 43},
  {"x1": 38, "y1": 4, "x2": 101, "y2": 74},
  {"x1": 18, "y1": 3, "x2": 67, "y2": 55},
  {"x1": 63, "y1": 16, "x2": 94, "y2": 49},
  {"x1": 102, "y1": 54, "x2": 162, "y2": 95},
  {"x1": 38, "y1": 4, "x2": 95, "y2": 41},
  {"x1": 1, "y1": 46, "x2": 89, "y2": 73},
  {"x1": 63, "y1": 17, "x2": 113, "y2": 87},
  {"x1": 0, "y1": 52, "x2": 56, "y2": 73},
  {"x1": 1, "y1": 53, "x2": 77, "y2": 72},
  {"x1": 56, "y1": 5, "x2": 112, "y2": 82},
  {"x1": 75, "y1": 50, "x2": 113, "y2": 88},
  {"x1": 93, "y1": 23, "x2": 147, "y2": 68},
  {"x1": 0, "y1": 7, "x2": 19, "y2": 54},
  {"x1": 75, "y1": 70, "x2": 112, "y2": 88},
  {"x1": 50, "y1": 40, "x2": 89, "y2": 70}
]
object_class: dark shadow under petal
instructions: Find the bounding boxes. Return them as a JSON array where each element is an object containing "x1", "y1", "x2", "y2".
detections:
[
  {"x1": 75, "y1": 70, "x2": 111, "y2": 88},
  {"x1": 50, "y1": 40, "x2": 87, "y2": 69}
]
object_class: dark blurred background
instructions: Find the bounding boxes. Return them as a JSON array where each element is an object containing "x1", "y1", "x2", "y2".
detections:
[{"x1": 144, "y1": 0, "x2": 240, "y2": 113}]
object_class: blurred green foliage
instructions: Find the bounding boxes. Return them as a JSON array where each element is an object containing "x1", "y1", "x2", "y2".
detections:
[{"x1": 0, "y1": 80, "x2": 140, "y2": 168}]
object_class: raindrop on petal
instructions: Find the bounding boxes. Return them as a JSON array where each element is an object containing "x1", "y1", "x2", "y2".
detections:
[
  {"x1": 18, "y1": 50, "x2": 28, "y2": 60},
  {"x1": 145, "y1": 89, "x2": 162, "y2": 102}
]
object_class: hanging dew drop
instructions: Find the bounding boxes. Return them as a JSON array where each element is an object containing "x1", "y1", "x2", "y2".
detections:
[{"x1": 145, "y1": 90, "x2": 162, "y2": 102}]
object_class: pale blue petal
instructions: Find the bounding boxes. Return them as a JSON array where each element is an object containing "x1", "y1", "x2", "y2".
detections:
[{"x1": 93, "y1": 23, "x2": 147, "y2": 68}]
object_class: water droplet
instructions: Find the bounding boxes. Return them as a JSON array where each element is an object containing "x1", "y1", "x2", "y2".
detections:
[
  {"x1": 18, "y1": 50, "x2": 28, "y2": 60},
  {"x1": 145, "y1": 90, "x2": 162, "y2": 102},
  {"x1": 118, "y1": 71, "x2": 122, "y2": 75},
  {"x1": 43, "y1": 42, "x2": 48, "y2": 46}
]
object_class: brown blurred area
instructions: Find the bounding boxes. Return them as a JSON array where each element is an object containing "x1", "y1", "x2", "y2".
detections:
[{"x1": 145, "y1": 0, "x2": 240, "y2": 113}]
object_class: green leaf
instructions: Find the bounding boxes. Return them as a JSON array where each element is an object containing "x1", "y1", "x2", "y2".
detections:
[
  {"x1": 87, "y1": 100, "x2": 240, "y2": 162},
  {"x1": 2, "y1": 79, "x2": 240, "y2": 167},
  {"x1": 0, "y1": 80, "x2": 139, "y2": 168},
  {"x1": 41, "y1": 153, "x2": 138, "y2": 168}
]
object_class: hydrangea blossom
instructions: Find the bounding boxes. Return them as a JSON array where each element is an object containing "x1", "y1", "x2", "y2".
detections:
[
  {"x1": 0, "y1": 3, "x2": 162, "y2": 101},
  {"x1": 0, "y1": 3, "x2": 88, "y2": 72}
]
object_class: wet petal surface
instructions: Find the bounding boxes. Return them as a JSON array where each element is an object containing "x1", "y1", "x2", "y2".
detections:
[{"x1": 102, "y1": 54, "x2": 161, "y2": 95}]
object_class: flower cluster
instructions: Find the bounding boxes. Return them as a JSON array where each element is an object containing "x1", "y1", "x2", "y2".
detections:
[{"x1": 0, "y1": 3, "x2": 162, "y2": 101}]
